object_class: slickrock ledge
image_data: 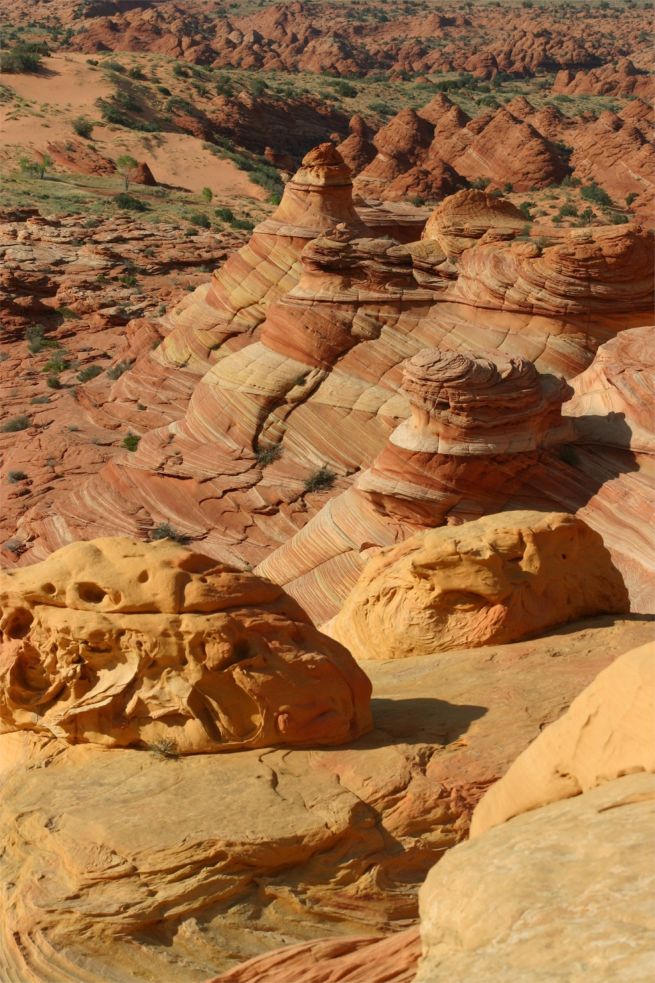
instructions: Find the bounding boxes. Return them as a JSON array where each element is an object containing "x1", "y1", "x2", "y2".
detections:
[
  {"x1": 470, "y1": 641, "x2": 655, "y2": 836},
  {"x1": 0, "y1": 538, "x2": 372, "y2": 752}
]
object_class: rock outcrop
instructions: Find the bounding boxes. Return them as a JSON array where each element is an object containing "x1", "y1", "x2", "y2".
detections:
[
  {"x1": 1, "y1": 612, "x2": 650, "y2": 983},
  {"x1": 470, "y1": 641, "x2": 655, "y2": 836},
  {"x1": 326, "y1": 511, "x2": 628, "y2": 660},
  {"x1": 415, "y1": 773, "x2": 655, "y2": 982},
  {"x1": 421, "y1": 189, "x2": 525, "y2": 257},
  {"x1": 209, "y1": 929, "x2": 421, "y2": 983},
  {"x1": 0, "y1": 537, "x2": 372, "y2": 751}
]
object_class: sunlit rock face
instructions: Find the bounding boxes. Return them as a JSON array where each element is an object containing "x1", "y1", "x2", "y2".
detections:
[
  {"x1": 258, "y1": 350, "x2": 576, "y2": 624},
  {"x1": 0, "y1": 537, "x2": 372, "y2": 752},
  {"x1": 324, "y1": 510, "x2": 629, "y2": 661}
]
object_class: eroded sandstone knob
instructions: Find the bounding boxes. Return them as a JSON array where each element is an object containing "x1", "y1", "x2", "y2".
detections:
[
  {"x1": 326, "y1": 511, "x2": 629, "y2": 660},
  {"x1": 0, "y1": 538, "x2": 372, "y2": 752},
  {"x1": 399, "y1": 348, "x2": 573, "y2": 454},
  {"x1": 422, "y1": 189, "x2": 524, "y2": 257}
]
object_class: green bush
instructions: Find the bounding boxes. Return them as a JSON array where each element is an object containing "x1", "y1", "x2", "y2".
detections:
[
  {"x1": 188, "y1": 212, "x2": 211, "y2": 228},
  {"x1": 303, "y1": 465, "x2": 336, "y2": 494},
  {"x1": 1, "y1": 414, "x2": 31, "y2": 433},
  {"x1": 77, "y1": 364, "x2": 103, "y2": 382},
  {"x1": 43, "y1": 353, "x2": 69, "y2": 374},
  {"x1": 7, "y1": 470, "x2": 27, "y2": 483},
  {"x1": 72, "y1": 116, "x2": 93, "y2": 138},
  {"x1": 149, "y1": 522, "x2": 191, "y2": 544},
  {"x1": 114, "y1": 192, "x2": 148, "y2": 212},
  {"x1": 470, "y1": 177, "x2": 491, "y2": 190},
  {"x1": 611, "y1": 213, "x2": 630, "y2": 224},
  {"x1": 122, "y1": 431, "x2": 140, "y2": 451},
  {"x1": 0, "y1": 43, "x2": 45, "y2": 74},
  {"x1": 558, "y1": 202, "x2": 578, "y2": 217},
  {"x1": 625, "y1": 191, "x2": 637, "y2": 206},
  {"x1": 46, "y1": 375, "x2": 62, "y2": 389},
  {"x1": 26, "y1": 324, "x2": 58, "y2": 354},
  {"x1": 215, "y1": 206, "x2": 235, "y2": 222},
  {"x1": 326, "y1": 78, "x2": 358, "y2": 98},
  {"x1": 581, "y1": 181, "x2": 613, "y2": 208}
]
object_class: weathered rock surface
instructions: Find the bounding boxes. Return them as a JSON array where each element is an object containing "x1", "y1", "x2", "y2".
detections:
[
  {"x1": 422, "y1": 189, "x2": 525, "y2": 257},
  {"x1": 326, "y1": 511, "x2": 629, "y2": 660},
  {"x1": 470, "y1": 640, "x2": 655, "y2": 836},
  {"x1": 208, "y1": 928, "x2": 420, "y2": 983},
  {"x1": 0, "y1": 537, "x2": 372, "y2": 752},
  {"x1": 1, "y1": 613, "x2": 650, "y2": 983},
  {"x1": 415, "y1": 773, "x2": 655, "y2": 982}
]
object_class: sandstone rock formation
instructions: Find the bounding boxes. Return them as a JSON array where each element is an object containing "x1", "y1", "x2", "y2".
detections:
[
  {"x1": 0, "y1": 537, "x2": 372, "y2": 752},
  {"x1": 1, "y1": 613, "x2": 650, "y2": 983},
  {"x1": 209, "y1": 928, "x2": 421, "y2": 983},
  {"x1": 326, "y1": 511, "x2": 628, "y2": 660},
  {"x1": 421, "y1": 189, "x2": 525, "y2": 257},
  {"x1": 470, "y1": 641, "x2": 655, "y2": 837},
  {"x1": 415, "y1": 773, "x2": 655, "y2": 982}
]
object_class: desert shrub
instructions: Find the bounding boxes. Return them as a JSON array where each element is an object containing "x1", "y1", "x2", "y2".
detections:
[
  {"x1": 611, "y1": 213, "x2": 630, "y2": 224},
  {"x1": 579, "y1": 207, "x2": 595, "y2": 223},
  {"x1": 118, "y1": 271, "x2": 138, "y2": 287},
  {"x1": 0, "y1": 43, "x2": 45, "y2": 74},
  {"x1": 114, "y1": 192, "x2": 148, "y2": 211},
  {"x1": 77, "y1": 364, "x2": 103, "y2": 382},
  {"x1": 172, "y1": 62, "x2": 189, "y2": 79},
  {"x1": 7, "y1": 470, "x2": 27, "y2": 483},
  {"x1": 558, "y1": 202, "x2": 578, "y2": 217},
  {"x1": 46, "y1": 375, "x2": 62, "y2": 389},
  {"x1": 26, "y1": 324, "x2": 58, "y2": 353},
  {"x1": 103, "y1": 60, "x2": 126, "y2": 74},
  {"x1": 149, "y1": 522, "x2": 191, "y2": 545},
  {"x1": 250, "y1": 78, "x2": 268, "y2": 97},
  {"x1": 30, "y1": 395, "x2": 50, "y2": 404},
  {"x1": 19, "y1": 153, "x2": 52, "y2": 180},
  {"x1": 215, "y1": 206, "x2": 235, "y2": 222},
  {"x1": 1, "y1": 414, "x2": 31, "y2": 433},
  {"x1": 43, "y1": 352, "x2": 69, "y2": 374},
  {"x1": 232, "y1": 218, "x2": 255, "y2": 231},
  {"x1": 581, "y1": 181, "x2": 613, "y2": 208},
  {"x1": 625, "y1": 191, "x2": 637, "y2": 206},
  {"x1": 303, "y1": 465, "x2": 336, "y2": 493},
  {"x1": 518, "y1": 201, "x2": 534, "y2": 221},
  {"x1": 128, "y1": 66, "x2": 146, "y2": 80},
  {"x1": 255, "y1": 444, "x2": 282, "y2": 466},
  {"x1": 326, "y1": 78, "x2": 358, "y2": 98},
  {"x1": 470, "y1": 177, "x2": 491, "y2": 190},
  {"x1": 188, "y1": 212, "x2": 211, "y2": 228},
  {"x1": 72, "y1": 116, "x2": 94, "y2": 138},
  {"x1": 122, "y1": 431, "x2": 140, "y2": 451},
  {"x1": 106, "y1": 360, "x2": 133, "y2": 380},
  {"x1": 148, "y1": 737, "x2": 180, "y2": 759}
]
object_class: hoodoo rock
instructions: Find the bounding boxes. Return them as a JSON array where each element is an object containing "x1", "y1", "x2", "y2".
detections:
[
  {"x1": 470, "y1": 641, "x2": 655, "y2": 837},
  {"x1": 103, "y1": 143, "x2": 367, "y2": 425},
  {"x1": 0, "y1": 538, "x2": 372, "y2": 752},
  {"x1": 258, "y1": 349, "x2": 577, "y2": 623},
  {"x1": 326, "y1": 511, "x2": 629, "y2": 660}
]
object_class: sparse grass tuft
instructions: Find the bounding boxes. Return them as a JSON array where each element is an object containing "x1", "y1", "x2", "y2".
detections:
[
  {"x1": 303, "y1": 465, "x2": 337, "y2": 494},
  {"x1": 149, "y1": 522, "x2": 191, "y2": 545},
  {"x1": 1, "y1": 414, "x2": 31, "y2": 433}
]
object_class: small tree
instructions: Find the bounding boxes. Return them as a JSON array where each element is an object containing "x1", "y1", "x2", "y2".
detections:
[
  {"x1": 201, "y1": 186, "x2": 213, "y2": 202},
  {"x1": 116, "y1": 154, "x2": 138, "y2": 191},
  {"x1": 19, "y1": 152, "x2": 52, "y2": 180}
]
